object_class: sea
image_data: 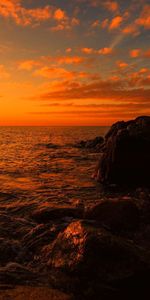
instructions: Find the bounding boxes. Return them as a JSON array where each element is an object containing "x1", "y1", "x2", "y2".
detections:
[{"x1": 0, "y1": 126, "x2": 109, "y2": 208}]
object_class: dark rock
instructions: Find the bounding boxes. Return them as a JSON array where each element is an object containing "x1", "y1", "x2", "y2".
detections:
[
  {"x1": 46, "y1": 221, "x2": 148, "y2": 281},
  {"x1": 31, "y1": 205, "x2": 83, "y2": 224},
  {"x1": 46, "y1": 143, "x2": 60, "y2": 149},
  {"x1": 85, "y1": 199, "x2": 140, "y2": 233},
  {"x1": 0, "y1": 239, "x2": 22, "y2": 265},
  {"x1": 85, "y1": 136, "x2": 104, "y2": 148},
  {"x1": 96, "y1": 116, "x2": 150, "y2": 185},
  {"x1": 76, "y1": 136, "x2": 104, "y2": 150},
  {"x1": 0, "y1": 263, "x2": 38, "y2": 285},
  {"x1": 0, "y1": 286, "x2": 72, "y2": 300}
]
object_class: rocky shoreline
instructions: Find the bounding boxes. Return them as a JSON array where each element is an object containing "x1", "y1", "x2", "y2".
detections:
[{"x1": 0, "y1": 116, "x2": 150, "y2": 299}]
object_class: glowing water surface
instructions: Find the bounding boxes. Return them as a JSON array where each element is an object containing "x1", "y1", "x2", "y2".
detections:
[{"x1": 0, "y1": 126, "x2": 108, "y2": 208}]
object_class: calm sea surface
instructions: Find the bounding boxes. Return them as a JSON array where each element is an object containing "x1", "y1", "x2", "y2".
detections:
[{"x1": 0, "y1": 126, "x2": 108, "y2": 207}]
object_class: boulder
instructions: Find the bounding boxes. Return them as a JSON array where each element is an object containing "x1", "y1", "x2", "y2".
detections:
[
  {"x1": 0, "y1": 263, "x2": 38, "y2": 285},
  {"x1": 76, "y1": 136, "x2": 104, "y2": 150},
  {"x1": 96, "y1": 116, "x2": 150, "y2": 185},
  {"x1": 31, "y1": 205, "x2": 83, "y2": 224},
  {"x1": 85, "y1": 199, "x2": 140, "y2": 233},
  {"x1": 46, "y1": 221, "x2": 148, "y2": 282},
  {"x1": 0, "y1": 238, "x2": 22, "y2": 265}
]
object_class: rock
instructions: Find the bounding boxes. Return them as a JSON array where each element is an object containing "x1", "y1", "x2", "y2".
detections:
[
  {"x1": 96, "y1": 116, "x2": 150, "y2": 185},
  {"x1": 85, "y1": 136, "x2": 104, "y2": 148},
  {"x1": 22, "y1": 223, "x2": 66, "y2": 254},
  {"x1": 85, "y1": 199, "x2": 140, "y2": 233},
  {"x1": 0, "y1": 286, "x2": 72, "y2": 300},
  {"x1": 46, "y1": 143, "x2": 60, "y2": 149},
  {"x1": 0, "y1": 263, "x2": 38, "y2": 285},
  {"x1": 31, "y1": 205, "x2": 83, "y2": 224},
  {"x1": 0, "y1": 238, "x2": 22, "y2": 265},
  {"x1": 76, "y1": 136, "x2": 104, "y2": 150},
  {"x1": 46, "y1": 221, "x2": 148, "y2": 282}
]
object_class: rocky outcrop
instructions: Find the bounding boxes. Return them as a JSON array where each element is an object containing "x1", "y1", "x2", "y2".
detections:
[
  {"x1": 84, "y1": 199, "x2": 140, "y2": 233},
  {"x1": 96, "y1": 116, "x2": 150, "y2": 185},
  {"x1": 44, "y1": 220, "x2": 150, "y2": 299},
  {"x1": 75, "y1": 136, "x2": 104, "y2": 151},
  {"x1": 31, "y1": 205, "x2": 83, "y2": 224},
  {"x1": 47, "y1": 220, "x2": 144, "y2": 276}
]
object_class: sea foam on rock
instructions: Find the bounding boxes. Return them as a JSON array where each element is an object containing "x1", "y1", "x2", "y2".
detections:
[{"x1": 95, "y1": 116, "x2": 150, "y2": 185}]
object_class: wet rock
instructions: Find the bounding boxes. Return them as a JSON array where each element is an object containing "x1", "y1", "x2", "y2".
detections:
[
  {"x1": 85, "y1": 199, "x2": 140, "y2": 233},
  {"x1": 76, "y1": 136, "x2": 104, "y2": 150},
  {"x1": 0, "y1": 286, "x2": 72, "y2": 300},
  {"x1": 0, "y1": 238, "x2": 22, "y2": 265},
  {"x1": 46, "y1": 221, "x2": 148, "y2": 282},
  {"x1": 31, "y1": 205, "x2": 83, "y2": 224},
  {"x1": 22, "y1": 223, "x2": 65, "y2": 254},
  {"x1": 96, "y1": 116, "x2": 150, "y2": 185},
  {"x1": 0, "y1": 263, "x2": 38, "y2": 285},
  {"x1": 46, "y1": 143, "x2": 60, "y2": 149},
  {"x1": 0, "y1": 213, "x2": 34, "y2": 239}
]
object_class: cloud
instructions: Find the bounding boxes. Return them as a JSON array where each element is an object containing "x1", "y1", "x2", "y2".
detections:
[
  {"x1": 81, "y1": 48, "x2": 94, "y2": 54},
  {"x1": 144, "y1": 49, "x2": 150, "y2": 58},
  {"x1": 0, "y1": 0, "x2": 80, "y2": 30},
  {"x1": 36, "y1": 75, "x2": 150, "y2": 103},
  {"x1": 18, "y1": 60, "x2": 41, "y2": 71},
  {"x1": 104, "y1": 1, "x2": 119, "y2": 12},
  {"x1": 136, "y1": 5, "x2": 150, "y2": 29},
  {"x1": 122, "y1": 23, "x2": 140, "y2": 36},
  {"x1": 117, "y1": 61, "x2": 128, "y2": 68},
  {"x1": 98, "y1": 47, "x2": 113, "y2": 55},
  {"x1": 88, "y1": 0, "x2": 119, "y2": 12},
  {"x1": 0, "y1": 0, "x2": 53, "y2": 26},
  {"x1": 109, "y1": 16, "x2": 123, "y2": 30},
  {"x1": 0, "y1": 65, "x2": 10, "y2": 79},
  {"x1": 81, "y1": 47, "x2": 113, "y2": 55},
  {"x1": 130, "y1": 49, "x2": 141, "y2": 58}
]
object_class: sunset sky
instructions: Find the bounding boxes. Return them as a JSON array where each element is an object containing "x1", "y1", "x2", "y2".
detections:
[{"x1": 0, "y1": 0, "x2": 150, "y2": 125}]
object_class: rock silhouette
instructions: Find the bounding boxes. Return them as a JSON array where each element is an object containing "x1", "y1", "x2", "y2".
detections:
[{"x1": 96, "y1": 116, "x2": 150, "y2": 185}]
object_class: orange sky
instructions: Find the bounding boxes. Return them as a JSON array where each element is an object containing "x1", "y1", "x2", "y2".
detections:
[{"x1": 0, "y1": 0, "x2": 150, "y2": 126}]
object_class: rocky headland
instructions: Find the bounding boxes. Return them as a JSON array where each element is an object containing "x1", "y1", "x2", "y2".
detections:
[{"x1": 0, "y1": 116, "x2": 150, "y2": 300}]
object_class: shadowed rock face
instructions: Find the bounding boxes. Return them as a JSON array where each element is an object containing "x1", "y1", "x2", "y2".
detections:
[
  {"x1": 84, "y1": 199, "x2": 140, "y2": 233},
  {"x1": 46, "y1": 220, "x2": 148, "y2": 280},
  {"x1": 96, "y1": 116, "x2": 150, "y2": 185}
]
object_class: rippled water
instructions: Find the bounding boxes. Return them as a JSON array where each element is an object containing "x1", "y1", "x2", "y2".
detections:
[{"x1": 0, "y1": 126, "x2": 108, "y2": 207}]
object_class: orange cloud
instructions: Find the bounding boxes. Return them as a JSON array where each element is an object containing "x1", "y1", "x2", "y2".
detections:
[
  {"x1": 33, "y1": 67, "x2": 74, "y2": 80},
  {"x1": 122, "y1": 24, "x2": 140, "y2": 36},
  {"x1": 109, "y1": 16, "x2": 123, "y2": 30},
  {"x1": 101, "y1": 18, "x2": 109, "y2": 29},
  {"x1": 66, "y1": 48, "x2": 72, "y2": 53},
  {"x1": 91, "y1": 19, "x2": 100, "y2": 28},
  {"x1": 18, "y1": 60, "x2": 41, "y2": 71},
  {"x1": 81, "y1": 47, "x2": 94, "y2": 54},
  {"x1": 144, "y1": 49, "x2": 150, "y2": 58},
  {"x1": 130, "y1": 49, "x2": 141, "y2": 58},
  {"x1": 0, "y1": 64, "x2": 10, "y2": 79},
  {"x1": 104, "y1": 1, "x2": 119, "y2": 12},
  {"x1": 136, "y1": 5, "x2": 150, "y2": 29},
  {"x1": 0, "y1": 0, "x2": 53, "y2": 26},
  {"x1": 55, "y1": 56, "x2": 86, "y2": 65},
  {"x1": 117, "y1": 61, "x2": 128, "y2": 68},
  {"x1": 98, "y1": 47, "x2": 113, "y2": 55},
  {"x1": 0, "y1": 0, "x2": 79, "y2": 31},
  {"x1": 81, "y1": 47, "x2": 113, "y2": 55},
  {"x1": 90, "y1": 0, "x2": 119, "y2": 12},
  {"x1": 54, "y1": 9, "x2": 66, "y2": 21}
]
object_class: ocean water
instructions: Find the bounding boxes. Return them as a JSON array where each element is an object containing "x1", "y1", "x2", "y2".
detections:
[{"x1": 0, "y1": 126, "x2": 108, "y2": 208}]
